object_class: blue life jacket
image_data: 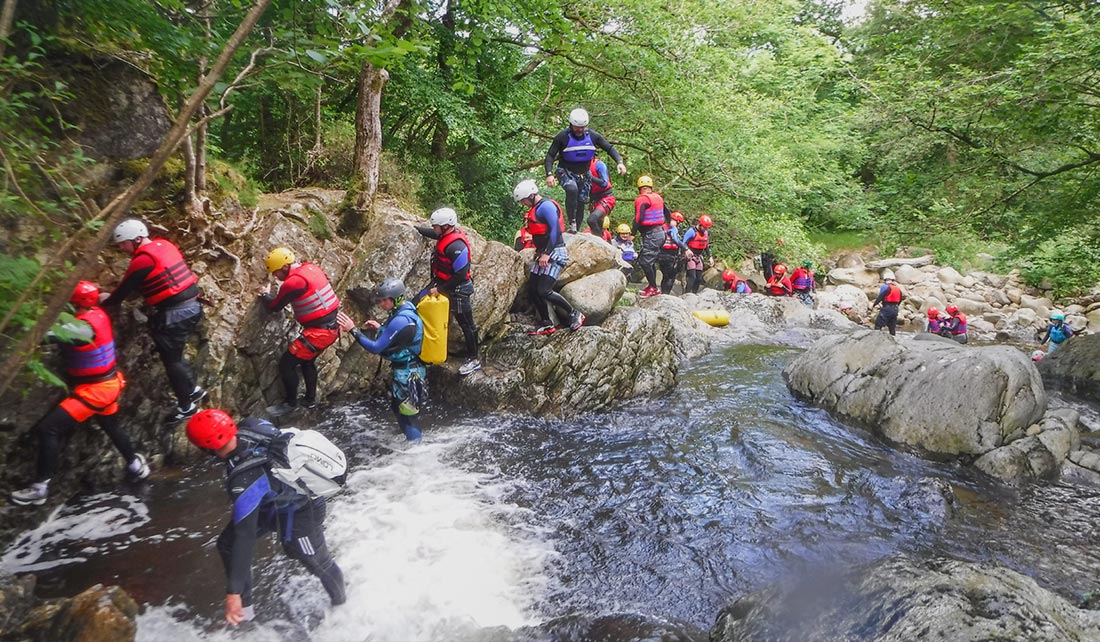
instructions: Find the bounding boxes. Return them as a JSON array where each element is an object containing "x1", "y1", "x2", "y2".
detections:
[
  {"x1": 1050, "y1": 323, "x2": 1069, "y2": 344},
  {"x1": 561, "y1": 130, "x2": 597, "y2": 164},
  {"x1": 382, "y1": 301, "x2": 424, "y2": 365}
]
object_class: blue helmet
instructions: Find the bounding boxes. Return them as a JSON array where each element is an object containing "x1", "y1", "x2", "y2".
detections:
[{"x1": 1051, "y1": 312, "x2": 1065, "y2": 322}]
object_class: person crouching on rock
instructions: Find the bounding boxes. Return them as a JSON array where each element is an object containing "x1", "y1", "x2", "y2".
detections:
[
  {"x1": 338, "y1": 279, "x2": 427, "y2": 442},
  {"x1": 185, "y1": 409, "x2": 346, "y2": 625},
  {"x1": 790, "y1": 260, "x2": 816, "y2": 307},
  {"x1": 260, "y1": 248, "x2": 341, "y2": 416},
  {"x1": 1038, "y1": 312, "x2": 1073, "y2": 354},
  {"x1": 941, "y1": 304, "x2": 968, "y2": 344},
  {"x1": 766, "y1": 263, "x2": 793, "y2": 296},
  {"x1": 925, "y1": 307, "x2": 947, "y2": 334},
  {"x1": 11, "y1": 281, "x2": 149, "y2": 506},
  {"x1": 870, "y1": 270, "x2": 903, "y2": 336},
  {"x1": 513, "y1": 179, "x2": 585, "y2": 335},
  {"x1": 722, "y1": 269, "x2": 752, "y2": 294}
]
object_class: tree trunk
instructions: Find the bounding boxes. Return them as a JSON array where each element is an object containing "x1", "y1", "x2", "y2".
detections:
[
  {"x1": 181, "y1": 129, "x2": 201, "y2": 214},
  {"x1": 0, "y1": 0, "x2": 16, "y2": 61},
  {"x1": 342, "y1": 61, "x2": 390, "y2": 235},
  {"x1": 0, "y1": 0, "x2": 274, "y2": 398},
  {"x1": 196, "y1": 108, "x2": 209, "y2": 194}
]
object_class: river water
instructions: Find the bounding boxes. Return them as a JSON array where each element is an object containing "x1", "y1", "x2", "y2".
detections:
[{"x1": 4, "y1": 344, "x2": 1100, "y2": 642}]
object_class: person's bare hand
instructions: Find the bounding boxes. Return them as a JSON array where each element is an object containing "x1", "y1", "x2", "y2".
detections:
[
  {"x1": 364, "y1": 319, "x2": 381, "y2": 331},
  {"x1": 429, "y1": 287, "x2": 439, "y2": 297},
  {"x1": 337, "y1": 311, "x2": 357, "y2": 333},
  {"x1": 616, "y1": 162, "x2": 627, "y2": 176},
  {"x1": 225, "y1": 594, "x2": 244, "y2": 626},
  {"x1": 538, "y1": 253, "x2": 550, "y2": 268},
  {"x1": 546, "y1": 175, "x2": 557, "y2": 188}
]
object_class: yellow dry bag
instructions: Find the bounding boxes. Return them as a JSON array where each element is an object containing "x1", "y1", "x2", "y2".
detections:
[
  {"x1": 692, "y1": 309, "x2": 730, "y2": 327},
  {"x1": 417, "y1": 294, "x2": 449, "y2": 364}
]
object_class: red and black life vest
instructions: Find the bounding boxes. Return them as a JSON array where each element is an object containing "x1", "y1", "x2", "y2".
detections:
[
  {"x1": 791, "y1": 267, "x2": 814, "y2": 291},
  {"x1": 951, "y1": 311, "x2": 968, "y2": 335},
  {"x1": 134, "y1": 239, "x2": 198, "y2": 306},
  {"x1": 883, "y1": 283, "x2": 902, "y2": 304},
  {"x1": 64, "y1": 307, "x2": 117, "y2": 382},
  {"x1": 432, "y1": 228, "x2": 472, "y2": 284},
  {"x1": 767, "y1": 277, "x2": 792, "y2": 296},
  {"x1": 589, "y1": 158, "x2": 612, "y2": 198},
  {"x1": 635, "y1": 192, "x2": 666, "y2": 228},
  {"x1": 525, "y1": 198, "x2": 566, "y2": 239},
  {"x1": 287, "y1": 263, "x2": 340, "y2": 324},
  {"x1": 687, "y1": 228, "x2": 709, "y2": 251},
  {"x1": 662, "y1": 223, "x2": 680, "y2": 250}
]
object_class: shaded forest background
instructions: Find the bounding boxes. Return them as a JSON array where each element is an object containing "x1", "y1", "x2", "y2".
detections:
[{"x1": 2, "y1": 0, "x2": 1099, "y2": 374}]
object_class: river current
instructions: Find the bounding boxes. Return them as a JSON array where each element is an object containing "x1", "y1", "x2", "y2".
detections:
[{"x1": 4, "y1": 344, "x2": 1100, "y2": 641}]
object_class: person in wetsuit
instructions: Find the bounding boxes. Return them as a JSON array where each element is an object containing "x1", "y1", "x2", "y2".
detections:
[
  {"x1": 101, "y1": 219, "x2": 206, "y2": 424},
  {"x1": 338, "y1": 278, "x2": 427, "y2": 441},
  {"x1": 657, "y1": 211, "x2": 687, "y2": 295},
  {"x1": 260, "y1": 248, "x2": 341, "y2": 415},
  {"x1": 633, "y1": 175, "x2": 668, "y2": 298},
  {"x1": 871, "y1": 270, "x2": 903, "y2": 336},
  {"x1": 544, "y1": 107, "x2": 627, "y2": 233},
  {"x1": 186, "y1": 409, "x2": 346, "y2": 625}
]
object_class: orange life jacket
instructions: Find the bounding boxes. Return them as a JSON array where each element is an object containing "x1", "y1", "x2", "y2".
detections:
[
  {"x1": 134, "y1": 239, "x2": 198, "y2": 306},
  {"x1": 686, "y1": 228, "x2": 708, "y2": 251},
  {"x1": 286, "y1": 263, "x2": 340, "y2": 324},
  {"x1": 64, "y1": 307, "x2": 118, "y2": 383},
  {"x1": 432, "y1": 228, "x2": 472, "y2": 283},
  {"x1": 635, "y1": 192, "x2": 666, "y2": 228}
]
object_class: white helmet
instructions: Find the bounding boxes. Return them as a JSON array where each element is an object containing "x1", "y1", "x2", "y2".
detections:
[
  {"x1": 429, "y1": 207, "x2": 458, "y2": 227},
  {"x1": 513, "y1": 179, "x2": 539, "y2": 202},
  {"x1": 568, "y1": 107, "x2": 589, "y2": 127},
  {"x1": 113, "y1": 219, "x2": 149, "y2": 243},
  {"x1": 882, "y1": 269, "x2": 896, "y2": 281}
]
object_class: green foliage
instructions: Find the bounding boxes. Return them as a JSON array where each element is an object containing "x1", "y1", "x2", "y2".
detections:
[{"x1": 1015, "y1": 233, "x2": 1100, "y2": 299}]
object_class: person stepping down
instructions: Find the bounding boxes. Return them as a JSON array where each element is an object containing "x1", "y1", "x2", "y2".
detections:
[
  {"x1": 632, "y1": 175, "x2": 667, "y2": 298},
  {"x1": 415, "y1": 207, "x2": 481, "y2": 376},
  {"x1": 100, "y1": 219, "x2": 206, "y2": 424},
  {"x1": 543, "y1": 107, "x2": 627, "y2": 236},
  {"x1": 512, "y1": 179, "x2": 585, "y2": 335},
  {"x1": 259, "y1": 248, "x2": 341, "y2": 416},
  {"x1": 11, "y1": 281, "x2": 149, "y2": 507}
]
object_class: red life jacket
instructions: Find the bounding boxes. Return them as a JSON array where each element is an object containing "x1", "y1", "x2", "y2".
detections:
[
  {"x1": 791, "y1": 267, "x2": 814, "y2": 291},
  {"x1": 951, "y1": 312, "x2": 968, "y2": 335},
  {"x1": 767, "y1": 276, "x2": 792, "y2": 296},
  {"x1": 883, "y1": 283, "x2": 902, "y2": 303},
  {"x1": 589, "y1": 158, "x2": 612, "y2": 198},
  {"x1": 432, "y1": 228, "x2": 472, "y2": 284},
  {"x1": 662, "y1": 223, "x2": 680, "y2": 250},
  {"x1": 525, "y1": 198, "x2": 566, "y2": 239},
  {"x1": 687, "y1": 227, "x2": 708, "y2": 251},
  {"x1": 134, "y1": 239, "x2": 198, "y2": 306},
  {"x1": 286, "y1": 263, "x2": 340, "y2": 324},
  {"x1": 635, "y1": 192, "x2": 666, "y2": 228},
  {"x1": 64, "y1": 307, "x2": 117, "y2": 382}
]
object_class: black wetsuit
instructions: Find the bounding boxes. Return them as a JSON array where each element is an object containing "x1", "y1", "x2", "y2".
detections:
[
  {"x1": 415, "y1": 226, "x2": 478, "y2": 360},
  {"x1": 544, "y1": 128, "x2": 624, "y2": 231}
]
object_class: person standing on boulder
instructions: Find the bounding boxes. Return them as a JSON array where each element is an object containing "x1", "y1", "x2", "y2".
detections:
[
  {"x1": 681, "y1": 215, "x2": 713, "y2": 294},
  {"x1": 657, "y1": 211, "x2": 687, "y2": 295},
  {"x1": 415, "y1": 207, "x2": 481, "y2": 376},
  {"x1": 544, "y1": 108, "x2": 627, "y2": 234},
  {"x1": 338, "y1": 278, "x2": 428, "y2": 442},
  {"x1": 790, "y1": 260, "x2": 816, "y2": 307},
  {"x1": 185, "y1": 409, "x2": 346, "y2": 625},
  {"x1": 941, "y1": 304, "x2": 968, "y2": 344},
  {"x1": 512, "y1": 179, "x2": 585, "y2": 335},
  {"x1": 260, "y1": 248, "x2": 341, "y2": 416},
  {"x1": 870, "y1": 270, "x2": 903, "y2": 336},
  {"x1": 1037, "y1": 312, "x2": 1073, "y2": 354},
  {"x1": 632, "y1": 175, "x2": 667, "y2": 298},
  {"x1": 100, "y1": 219, "x2": 206, "y2": 424},
  {"x1": 11, "y1": 281, "x2": 151, "y2": 506}
]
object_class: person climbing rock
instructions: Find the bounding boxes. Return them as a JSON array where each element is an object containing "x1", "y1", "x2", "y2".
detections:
[
  {"x1": 185, "y1": 409, "x2": 346, "y2": 625},
  {"x1": 260, "y1": 248, "x2": 341, "y2": 416},
  {"x1": 11, "y1": 281, "x2": 149, "y2": 506},
  {"x1": 722, "y1": 269, "x2": 752, "y2": 294},
  {"x1": 926, "y1": 307, "x2": 947, "y2": 334},
  {"x1": 415, "y1": 207, "x2": 481, "y2": 375},
  {"x1": 657, "y1": 211, "x2": 687, "y2": 295},
  {"x1": 870, "y1": 270, "x2": 903, "y2": 336},
  {"x1": 681, "y1": 215, "x2": 713, "y2": 294},
  {"x1": 544, "y1": 107, "x2": 627, "y2": 234},
  {"x1": 1037, "y1": 312, "x2": 1074, "y2": 354},
  {"x1": 586, "y1": 155, "x2": 617, "y2": 237},
  {"x1": 790, "y1": 260, "x2": 816, "y2": 307},
  {"x1": 632, "y1": 175, "x2": 667, "y2": 298},
  {"x1": 512, "y1": 179, "x2": 585, "y2": 335},
  {"x1": 941, "y1": 304, "x2": 968, "y2": 344},
  {"x1": 100, "y1": 219, "x2": 206, "y2": 424},
  {"x1": 338, "y1": 278, "x2": 428, "y2": 442},
  {"x1": 765, "y1": 263, "x2": 793, "y2": 296}
]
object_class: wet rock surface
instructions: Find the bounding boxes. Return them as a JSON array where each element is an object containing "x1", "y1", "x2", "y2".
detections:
[{"x1": 0, "y1": 572, "x2": 137, "y2": 642}]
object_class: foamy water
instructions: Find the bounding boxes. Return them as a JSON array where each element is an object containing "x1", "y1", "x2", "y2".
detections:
[{"x1": 134, "y1": 427, "x2": 557, "y2": 642}]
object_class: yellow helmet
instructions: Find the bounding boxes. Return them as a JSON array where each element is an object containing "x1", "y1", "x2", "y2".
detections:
[
  {"x1": 265, "y1": 247, "x2": 295, "y2": 273},
  {"x1": 637, "y1": 175, "x2": 654, "y2": 188},
  {"x1": 616, "y1": 223, "x2": 631, "y2": 234}
]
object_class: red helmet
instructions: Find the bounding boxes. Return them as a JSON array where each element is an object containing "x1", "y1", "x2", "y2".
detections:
[
  {"x1": 70, "y1": 280, "x2": 99, "y2": 308},
  {"x1": 773, "y1": 263, "x2": 787, "y2": 276},
  {"x1": 926, "y1": 307, "x2": 940, "y2": 318},
  {"x1": 186, "y1": 409, "x2": 237, "y2": 450},
  {"x1": 698, "y1": 215, "x2": 712, "y2": 228},
  {"x1": 945, "y1": 305, "x2": 959, "y2": 315},
  {"x1": 670, "y1": 211, "x2": 685, "y2": 223},
  {"x1": 722, "y1": 269, "x2": 737, "y2": 282}
]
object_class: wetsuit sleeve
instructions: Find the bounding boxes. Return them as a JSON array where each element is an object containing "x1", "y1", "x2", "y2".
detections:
[
  {"x1": 225, "y1": 466, "x2": 268, "y2": 595},
  {"x1": 264, "y1": 275, "x2": 309, "y2": 311},
  {"x1": 681, "y1": 228, "x2": 696, "y2": 251},
  {"x1": 415, "y1": 226, "x2": 441, "y2": 240},
  {"x1": 672, "y1": 227, "x2": 688, "y2": 251},
  {"x1": 592, "y1": 161, "x2": 610, "y2": 188},
  {"x1": 544, "y1": 130, "x2": 568, "y2": 176},
  {"x1": 588, "y1": 131, "x2": 624, "y2": 165},
  {"x1": 1065, "y1": 326, "x2": 1074, "y2": 338},
  {"x1": 1038, "y1": 325, "x2": 1051, "y2": 343},
  {"x1": 100, "y1": 254, "x2": 157, "y2": 307},
  {"x1": 444, "y1": 239, "x2": 471, "y2": 282},
  {"x1": 872, "y1": 284, "x2": 889, "y2": 307},
  {"x1": 351, "y1": 314, "x2": 415, "y2": 354},
  {"x1": 537, "y1": 200, "x2": 561, "y2": 249},
  {"x1": 633, "y1": 197, "x2": 647, "y2": 232}
]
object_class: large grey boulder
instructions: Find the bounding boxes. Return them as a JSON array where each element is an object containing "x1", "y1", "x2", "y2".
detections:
[
  {"x1": 557, "y1": 233, "x2": 620, "y2": 286},
  {"x1": 711, "y1": 555, "x2": 1100, "y2": 642},
  {"x1": 561, "y1": 269, "x2": 627, "y2": 325},
  {"x1": 1038, "y1": 333, "x2": 1100, "y2": 401},
  {"x1": 784, "y1": 331, "x2": 1046, "y2": 457},
  {"x1": 826, "y1": 267, "x2": 879, "y2": 289},
  {"x1": 893, "y1": 263, "x2": 926, "y2": 285}
]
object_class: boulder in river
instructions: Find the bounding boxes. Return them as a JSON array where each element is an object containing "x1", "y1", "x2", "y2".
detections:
[{"x1": 1038, "y1": 333, "x2": 1100, "y2": 402}]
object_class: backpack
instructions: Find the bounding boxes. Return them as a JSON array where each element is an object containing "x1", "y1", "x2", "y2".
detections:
[{"x1": 232, "y1": 419, "x2": 348, "y2": 499}]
